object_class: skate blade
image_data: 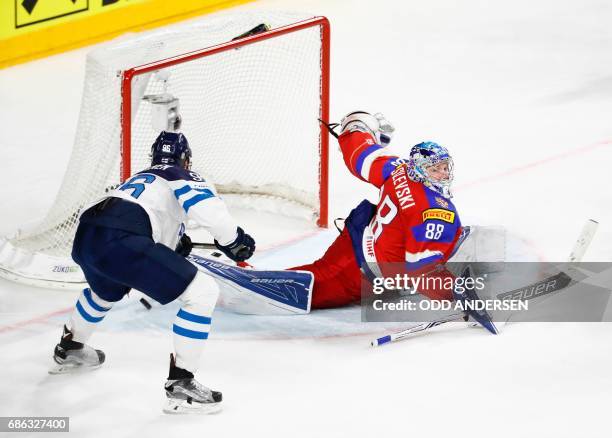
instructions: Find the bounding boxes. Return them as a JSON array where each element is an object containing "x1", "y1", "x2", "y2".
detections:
[
  {"x1": 163, "y1": 399, "x2": 222, "y2": 415},
  {"x1": 48, "y1": 361, "x2": 103, "y2": 375}
]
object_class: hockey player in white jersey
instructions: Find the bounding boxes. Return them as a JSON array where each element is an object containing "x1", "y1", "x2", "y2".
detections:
[{"x1": 50, "y1": 131, "x2": 255, "y2": 414}]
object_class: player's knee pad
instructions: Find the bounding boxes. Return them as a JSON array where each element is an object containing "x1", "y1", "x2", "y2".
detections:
[{"x1": 179, "y1": 271, "x2": 220, "y2": 310}]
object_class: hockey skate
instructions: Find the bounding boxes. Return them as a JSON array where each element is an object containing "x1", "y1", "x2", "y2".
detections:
[
  {"x1": 49, "y1": 325, "x2": 105, "y2": 374},
  {"x1": 163, "y1": 354, "x2": 222, "y2": 414}
]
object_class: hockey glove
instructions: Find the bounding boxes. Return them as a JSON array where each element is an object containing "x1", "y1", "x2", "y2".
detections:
[
  {"x1": 214, "y1": 227, "x2": 255, "y2": 262},
  {"x1": 175, "y1": 233, "x2": 193, "y2": 257},
  {"x1": 340, "y1": 111, "x2": 395, "y2": 146}
]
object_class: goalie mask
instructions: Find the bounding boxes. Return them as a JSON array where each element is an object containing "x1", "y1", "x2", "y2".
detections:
[
  {"x1": 150, "y1": 131, "x2": 192, "y2": 169},
  {"x1": 407, "y1": 141, "x2": 454, "y2": 198}
]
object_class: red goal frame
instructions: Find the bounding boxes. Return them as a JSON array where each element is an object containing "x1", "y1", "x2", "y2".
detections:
[{"x1": 120, "y1": 16, "x2": 330, "y2": 227}]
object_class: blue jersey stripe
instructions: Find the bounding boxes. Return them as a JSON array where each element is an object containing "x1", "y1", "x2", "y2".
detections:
[
  {"x1": 355, "y1": 145, "x2": 383, "y2": 175},
  {"x1": 83, "y1": 288, "x2": 110, "y2": 313},
  {"x1": 173, "y1": 185, "x2": 191, "y2": 199},
  {"x1": 76, "y1": 301, "x2": 105, "y2": 323},
  {"x1": 173, "y1": 324, "x2": 209, "y2": 339},
  {"x1": 182, "y1": 190, "x2": 214, "y2": 212},
  {"x1": 176, "y1": 308, "x2": 212, "y2": 325},
  {"x1": 405, "y1": 254, "x2": 444, "y2": 271},
  {"x1": 381, "y1": 158, "x2": 397, "y2": 181}
]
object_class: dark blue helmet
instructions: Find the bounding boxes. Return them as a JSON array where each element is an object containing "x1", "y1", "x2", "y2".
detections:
[{"x1": 150, "y1": 131, "x2": 192, "y2": 168}]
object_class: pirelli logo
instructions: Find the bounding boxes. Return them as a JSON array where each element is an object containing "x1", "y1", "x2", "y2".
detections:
[{"x1": 422, "y1": 208, "x2": 455, "y2": 223}]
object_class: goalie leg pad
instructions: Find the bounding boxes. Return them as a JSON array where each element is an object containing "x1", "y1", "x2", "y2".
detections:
[{"x1": 188, "y1": 254, "x2": 313, "y2": 315}]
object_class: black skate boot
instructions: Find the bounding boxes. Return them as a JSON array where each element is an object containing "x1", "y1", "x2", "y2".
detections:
[
  {"x1": 49, "y1": 325, "x2": 105, "y2": 374},
  {"x1": 163, "y1": 354, "x2": 222, "y2": 414}
]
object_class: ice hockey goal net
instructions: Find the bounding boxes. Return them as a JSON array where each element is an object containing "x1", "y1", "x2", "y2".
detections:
[{"x1": 0, "y1": 11, "x2": 330, "y2": 287}]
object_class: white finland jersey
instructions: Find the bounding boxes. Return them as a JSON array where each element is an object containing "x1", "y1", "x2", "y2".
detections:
[{"x1": 106, "y1": 164, "x2": 238, "y2": 249}]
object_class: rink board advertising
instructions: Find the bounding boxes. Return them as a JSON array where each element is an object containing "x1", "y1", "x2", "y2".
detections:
[
  {"x1": 14, "y1": 0, "x2": 90, "y2": 28},
  {"x1": 0, "y1": 0, "x2": 254, "y2": 68},
  {"x1": 361, "y1": 262, "x2": 612, "y2": 322}
]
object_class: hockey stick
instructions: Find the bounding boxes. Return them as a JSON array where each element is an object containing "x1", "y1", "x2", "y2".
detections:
[
  {"x1": 568, "y1": 219, "x2": 598, "y2": 263},
  {"x1": 499, "y1": 218, "x2": 599, "y2": 323},
  {"x1": 191, "y1": 242, "x2": 253, "y2": 268},
  {"x1": 192, "y1": 242, "x2": 217, "y2": 250},
  {"x1": 139, "y1": 242, "x2": 247, "y2": 309},
  {"x1": 318, "y1": 119, "x2": 340, "y2": 139},
  {"x1": 231, "y1": 23, "x2": 270, "y2": 41},
  {"x1": 371, "y1": 313, "x2": 467, "y2": 347}
]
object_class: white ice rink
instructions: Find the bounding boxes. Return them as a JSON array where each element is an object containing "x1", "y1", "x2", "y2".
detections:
[{"x1": 1, "y1": 0, "x2": 612, "y2": 436}]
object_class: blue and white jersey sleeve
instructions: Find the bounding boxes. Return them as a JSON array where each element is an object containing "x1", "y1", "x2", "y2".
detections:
[{"x1": 168, "y1": 176, "x2": 238, "y2": 246}]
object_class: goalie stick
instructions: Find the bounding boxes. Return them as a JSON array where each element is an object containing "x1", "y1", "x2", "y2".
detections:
[
  {"x1": 498, "y1": 218, "x2": 599, "y2": 324},
  {"x1": 319, "y1": 119, "x2": 340, "y2": 139},
  {"x1": 371, "y1": 313, "x2": 467, "y2": 346},
  {"x1": 370, "y1": 219, "x2": 599, "y2": 347},
  {"x1": 568, "y1": 219, "x2": 598, "y2": 263}
]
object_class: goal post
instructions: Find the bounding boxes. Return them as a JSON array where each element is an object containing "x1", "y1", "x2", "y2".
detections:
[
  {"x1": 0, "y1": 12, "x2": 331, "y2": 288},
  {"x1": 120, "y1": 16, "x2": 330, "y2": 228}
]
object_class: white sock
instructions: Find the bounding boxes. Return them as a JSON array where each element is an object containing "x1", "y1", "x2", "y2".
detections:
[
  {"x1": 68, "y1": 288, "x2": 113, "y2": 344},
  {"x1": 173, "y1": 272, "x2": 219, "y2": 373}
]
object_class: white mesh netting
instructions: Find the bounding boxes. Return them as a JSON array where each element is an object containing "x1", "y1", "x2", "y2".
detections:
[{"x1": 5, "y1": 11, "x2": 327, "y2": 261}]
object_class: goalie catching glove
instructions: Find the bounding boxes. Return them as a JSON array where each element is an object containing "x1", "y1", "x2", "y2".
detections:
[
  {"x1": 340, "y1": 111, "x2": 395, "y2": 146},
  {"x1": 214, "y1": 227, "x2": 255, "y2": 262}
]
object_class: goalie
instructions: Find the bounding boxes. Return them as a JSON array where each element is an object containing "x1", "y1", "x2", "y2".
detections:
[{"x1": 291, "y1": 111, "x2": 465, "y2": 308}]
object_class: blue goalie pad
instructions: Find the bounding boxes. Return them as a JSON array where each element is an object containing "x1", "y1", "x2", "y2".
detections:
[
  {"x1": 453, "y1": 264, "x2": 499, "y2": 335},
  {"x1": 188, "y1": 254, "x2": 314, "y2": 315}
]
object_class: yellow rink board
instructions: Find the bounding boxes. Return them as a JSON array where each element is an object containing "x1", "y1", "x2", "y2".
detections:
[{"x1": 0, "y1": 0, "x2": 255, "y2": 69}]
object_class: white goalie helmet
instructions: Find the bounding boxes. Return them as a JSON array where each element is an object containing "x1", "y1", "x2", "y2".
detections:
[{"x1": 407, "y1": 141, "x2": 454, "y2": 198}]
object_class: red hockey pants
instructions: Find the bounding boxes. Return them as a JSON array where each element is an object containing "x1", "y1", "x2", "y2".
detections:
[{"x1": 290, "y1": 229, "x2": 364, "y2": 309}]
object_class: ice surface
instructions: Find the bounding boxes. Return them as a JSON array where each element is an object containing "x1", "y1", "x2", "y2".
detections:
[{"x1": 1, "y1": 0, "x2": 612, "y2": 436}]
